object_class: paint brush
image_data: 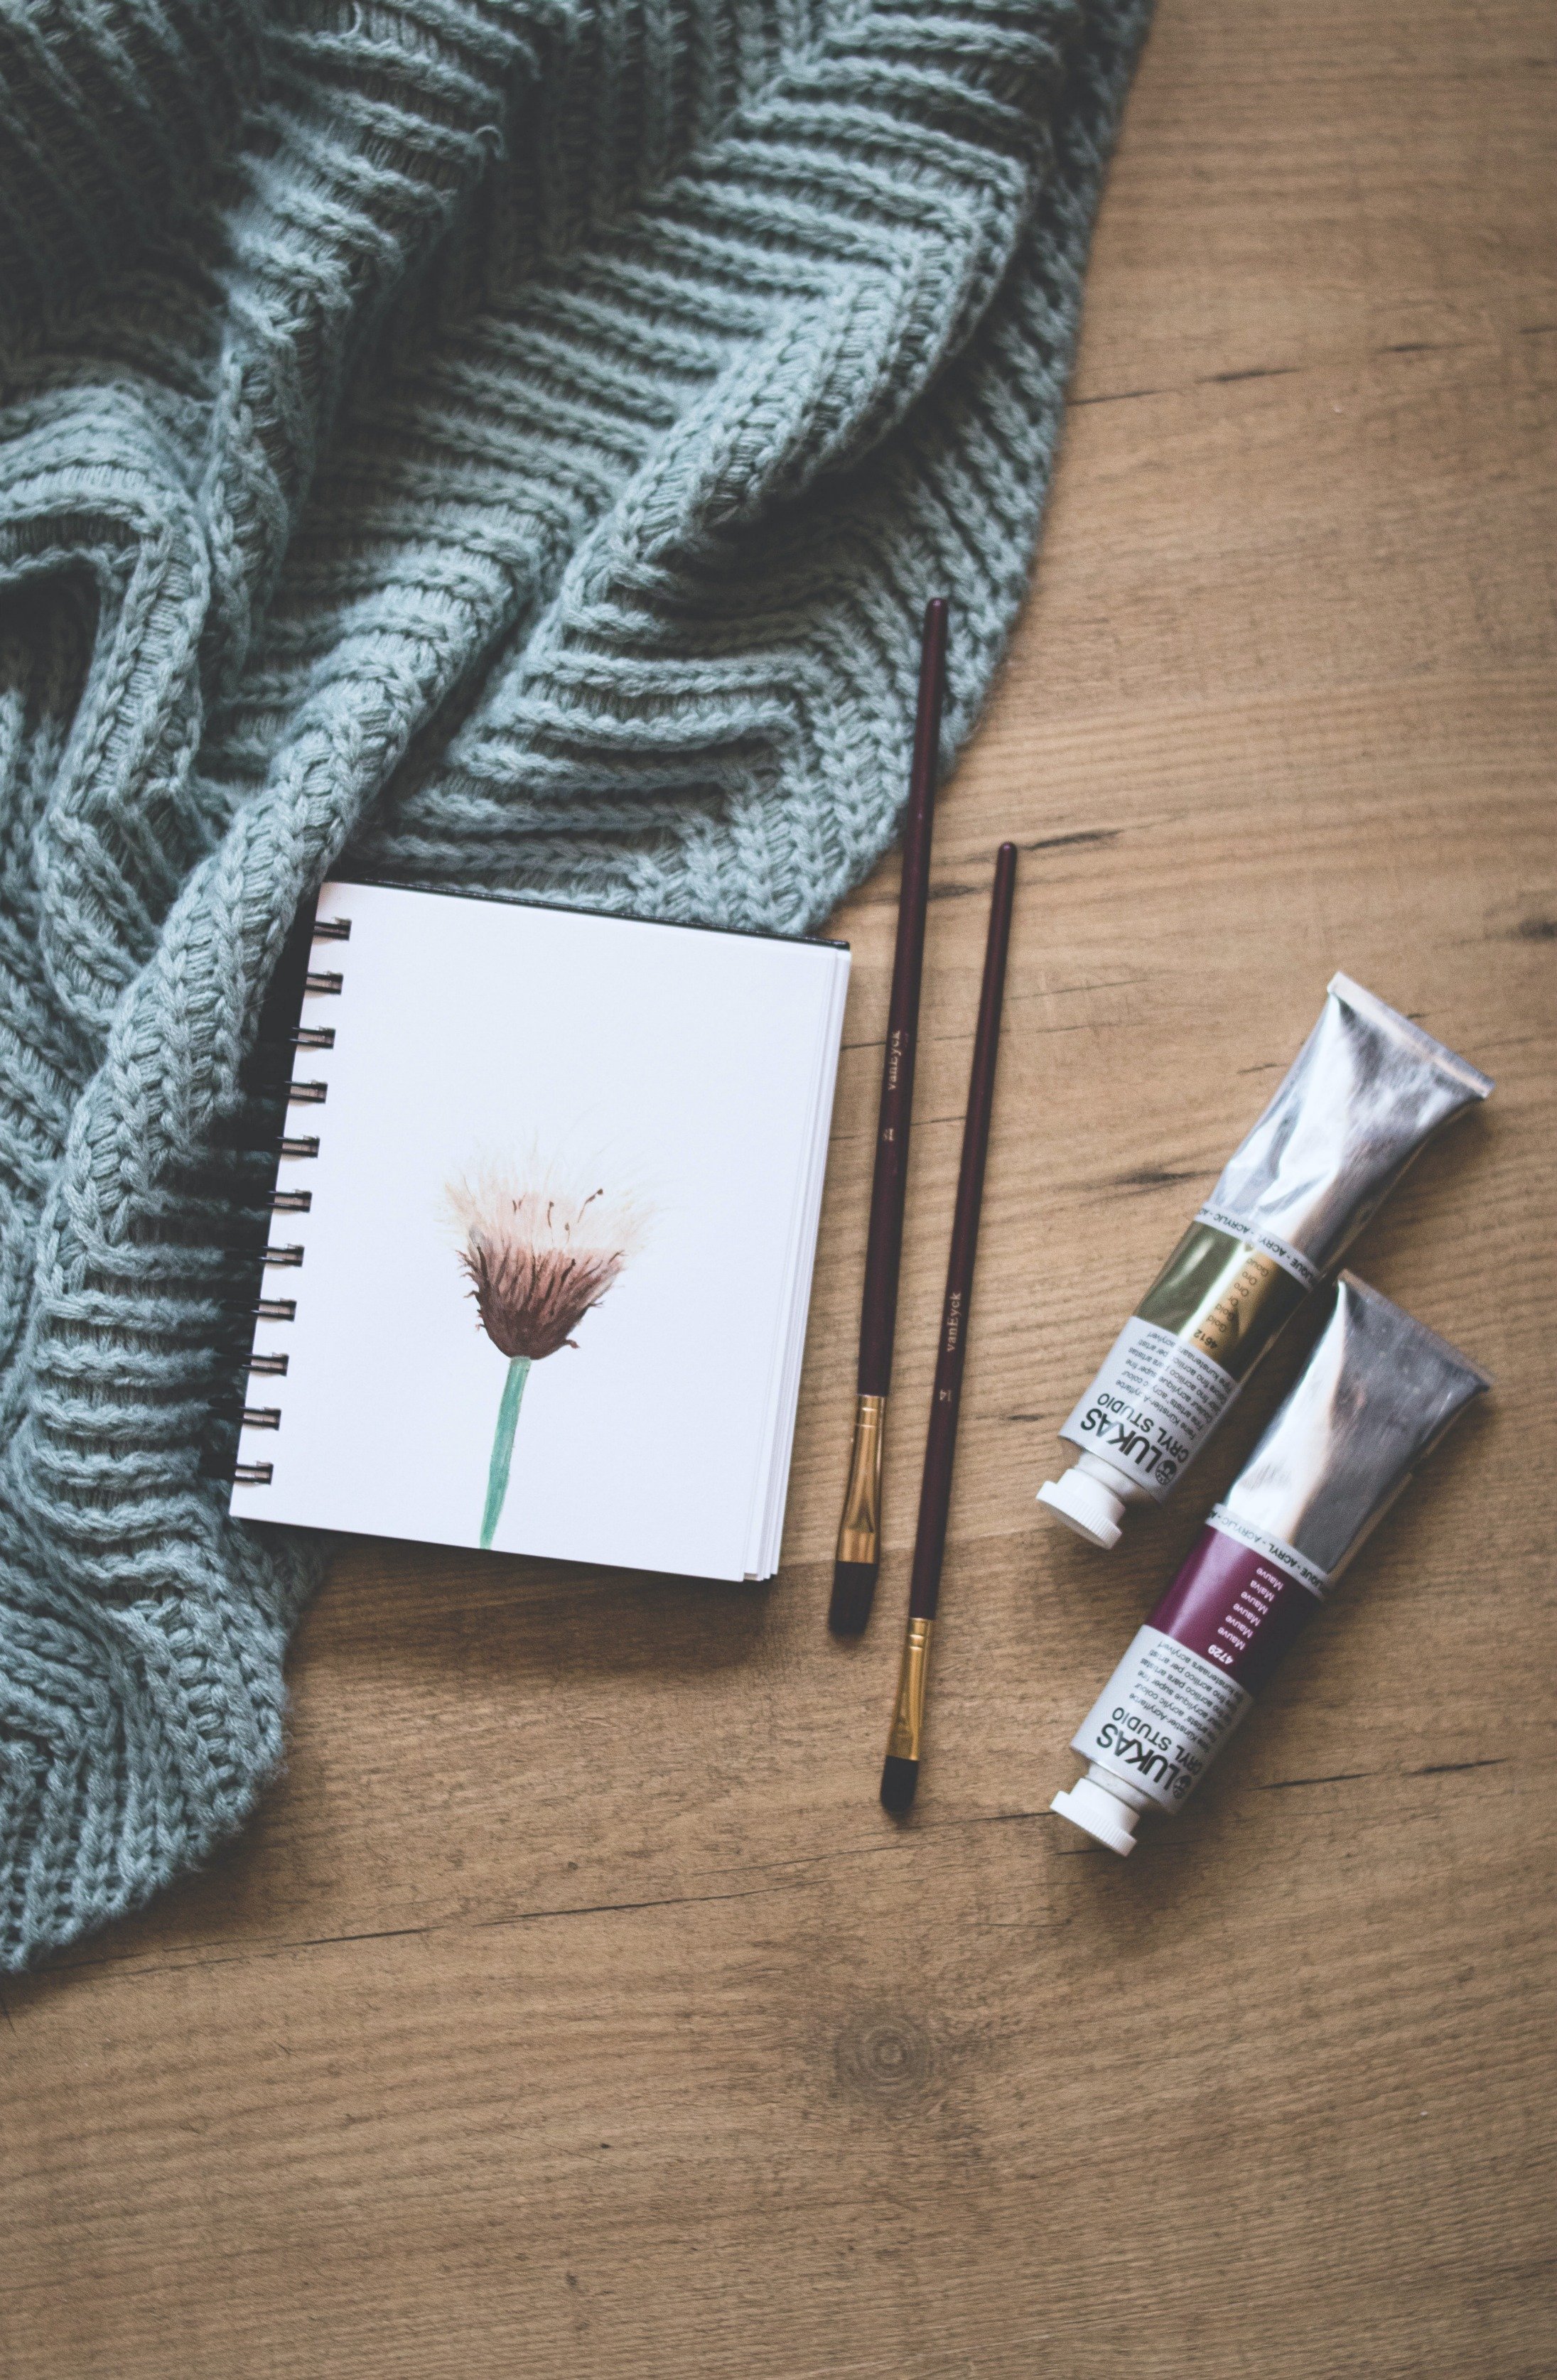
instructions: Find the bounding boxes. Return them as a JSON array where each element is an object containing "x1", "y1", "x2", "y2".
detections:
[
  {"x1": 880, "y1": 840, "x2": 1017, "y2": 1815},
  {"x1": 829, "y1": 596, "x2": 950, "y2": 1637}
]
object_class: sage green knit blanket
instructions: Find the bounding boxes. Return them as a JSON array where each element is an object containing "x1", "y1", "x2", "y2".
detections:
[{"x1": 0, "y1": 0, "x2": 1148, "y2": 1969}]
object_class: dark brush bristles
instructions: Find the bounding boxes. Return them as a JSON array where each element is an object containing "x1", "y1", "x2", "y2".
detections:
[
  {"x1": 880, "y1": 1755, "x2": 919, "y2": 1815},
  {"x1": 829, "y1": 1560, "x2": 878, "y2": 1637}
]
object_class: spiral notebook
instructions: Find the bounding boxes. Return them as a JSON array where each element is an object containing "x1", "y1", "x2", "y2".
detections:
[{"x1": 230, "y1": 880, "x2": 850, "y2": 1581}]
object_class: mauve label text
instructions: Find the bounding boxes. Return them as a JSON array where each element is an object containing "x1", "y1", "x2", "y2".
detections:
[{"x1": 1148, "y1": 1525, "x2": 1319, "y2": 1697}]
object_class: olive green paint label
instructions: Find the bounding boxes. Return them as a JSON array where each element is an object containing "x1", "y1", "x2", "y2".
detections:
[
  {"x1": 1058, "y1": 1225, "x2": 1309, "y2": 1502},
  {"x1": 1138, "y1": 1223, "x2": 1307, "y2": 1383}
]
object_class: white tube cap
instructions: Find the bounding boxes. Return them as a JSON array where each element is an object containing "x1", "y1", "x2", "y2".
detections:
[
  {"x1": 1050, "y1": 1770, "x2": 1140, "y2": 1856},
  {"x1": 1036, "y1": 1463, "x2": 1126, "y2": 1549}
]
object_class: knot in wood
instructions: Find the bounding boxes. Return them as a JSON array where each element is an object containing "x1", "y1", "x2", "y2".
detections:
[{"x1": 834, "y1": 2012, "x2": 933, "y2": 2102}]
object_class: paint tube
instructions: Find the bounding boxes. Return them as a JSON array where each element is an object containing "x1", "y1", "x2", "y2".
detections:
[
  {"x1": 1037, "y1": 975, "x2": 1492, "y2": 1549},
  {"x1": 1049, "y1": 1274, "x2": 1489, "y2": 1855}
]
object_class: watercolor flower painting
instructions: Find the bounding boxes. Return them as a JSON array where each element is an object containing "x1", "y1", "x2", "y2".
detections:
[{"x1": 447, "y1": 1160, "x2": 647, "y2": 1547}]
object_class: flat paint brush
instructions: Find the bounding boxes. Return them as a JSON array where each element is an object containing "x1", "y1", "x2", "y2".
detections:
[
  {"x1": 830, "y1": 597, "x2": 949, "y2": 1638},
  {"x1": 881, "y1": 840, "x2": 1017, "y2": 1816}
]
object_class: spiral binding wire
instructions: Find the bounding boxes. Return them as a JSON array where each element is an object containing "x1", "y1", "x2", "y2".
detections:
[{"x1": 235, "y1": 910, "x2": 350, "y2": 1494}]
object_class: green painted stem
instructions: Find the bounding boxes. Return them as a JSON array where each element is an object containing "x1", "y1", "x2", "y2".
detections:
[{"x1": 480, "y1": 1356, "x2": 531, "y2": 1549}]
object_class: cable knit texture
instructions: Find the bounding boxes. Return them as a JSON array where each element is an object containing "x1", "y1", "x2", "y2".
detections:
[{"x1": 0, "y1": 0, "x2": 1148, "y2": 1969}]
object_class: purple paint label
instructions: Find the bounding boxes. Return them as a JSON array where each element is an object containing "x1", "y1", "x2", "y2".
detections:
[
  {"x1": 1148, "y1": 1524, "x2": 1321, "y2": 1697},
  {"x1": 1070, "y1": 1523, "x2": 1325, "y2": 1814}
]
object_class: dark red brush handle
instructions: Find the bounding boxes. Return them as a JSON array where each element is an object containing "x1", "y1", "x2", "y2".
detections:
[
  {"x1": 908, "y1": 840, "x2": 1017, "y2": 1622},
  {"x1": 880, "y1": 840, "x2": 1018, "y2": 1809},
  {"x1": 858, "y1": 597, "x2": 948, "y2": 1395},
  {"x1": 830, "y1": 598, "x2": 950, "y2": 1640}
]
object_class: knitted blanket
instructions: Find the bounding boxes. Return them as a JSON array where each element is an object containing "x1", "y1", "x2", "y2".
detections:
[{"x1": 0, "y1": 0, "x2": 1148, "y2": 1969}]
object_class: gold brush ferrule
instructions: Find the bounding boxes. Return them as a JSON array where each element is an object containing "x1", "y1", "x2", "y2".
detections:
[
  {"x1": 835, "y1": 1392, "x2": 887, "y2": 1565},
  {"x1": 885, "y1": 1616, "x2": 934, "y2": 1763}
]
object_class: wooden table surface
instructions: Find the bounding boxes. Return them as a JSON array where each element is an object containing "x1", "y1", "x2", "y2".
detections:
[{"x1": 5, "y1": 5, "x2": 1553, "y2": 2374}]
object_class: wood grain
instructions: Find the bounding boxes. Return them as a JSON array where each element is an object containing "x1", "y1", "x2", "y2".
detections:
[{"x1": 4, "y1": 4, "x2": 1554, "y2": 2374}]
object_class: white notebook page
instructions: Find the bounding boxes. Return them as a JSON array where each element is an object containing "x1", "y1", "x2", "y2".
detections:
[{"x1": 231, "y1": 881, "x2": 848, "y2": 1581}]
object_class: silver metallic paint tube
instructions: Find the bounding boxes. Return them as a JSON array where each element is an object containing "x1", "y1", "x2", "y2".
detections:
[
  {"x1": 1038, "y1": 975, "x2": 1492, "y2": 1549},
  {"x1": 1050, "y1": 1274, "x2": 1491, "y2": 1856}
]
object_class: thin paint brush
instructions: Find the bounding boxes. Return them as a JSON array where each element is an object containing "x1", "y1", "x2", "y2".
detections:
[
  {"x1": 881, "y1": 841, "x2": 1017, "y2": 1816},
  {"x1": 830, "y1": 597, "x2": 950, "y2": 1637}
]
